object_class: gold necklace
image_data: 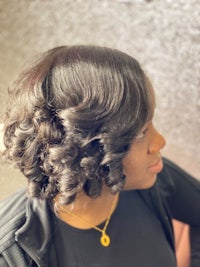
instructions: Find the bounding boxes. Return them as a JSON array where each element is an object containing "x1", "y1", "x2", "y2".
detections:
[{"x1": 54, "y1": 194, "x2": 119, "y2": 247}]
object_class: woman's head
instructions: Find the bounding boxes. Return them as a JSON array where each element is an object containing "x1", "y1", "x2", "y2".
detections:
[{"x1": 3, "y1": 45, "x2": 154, "y2": 204}]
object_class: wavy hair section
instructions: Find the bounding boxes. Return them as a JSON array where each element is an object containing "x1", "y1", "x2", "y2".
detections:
[{"x1": 3, "y1": 46, "x2": 154, "y2": 204}]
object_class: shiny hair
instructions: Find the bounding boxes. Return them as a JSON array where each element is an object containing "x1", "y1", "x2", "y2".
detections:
[{"x1": 3, "y1": 45, "x2": 154, "y2": 204}]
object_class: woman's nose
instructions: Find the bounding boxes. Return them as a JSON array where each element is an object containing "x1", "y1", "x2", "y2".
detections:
[{"x1": 148, "y1": 129, "x2": 166, "y2": 154}]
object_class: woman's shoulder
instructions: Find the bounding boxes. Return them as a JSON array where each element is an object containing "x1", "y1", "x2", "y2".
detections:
[
  {"x1": 0, "y1": 189, "x2": 28, "y2": 254},
  {"x1": 0, "y1": 189, "x2": 28, "y2": 222}
]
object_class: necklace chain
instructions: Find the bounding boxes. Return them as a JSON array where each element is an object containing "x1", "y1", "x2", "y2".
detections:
[{"x1": 54, "y1": 194, "x2": 119, "y2": 247}]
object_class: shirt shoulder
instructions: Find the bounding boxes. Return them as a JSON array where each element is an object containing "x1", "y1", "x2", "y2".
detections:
[{"x1": 0, "y1": 189, "x2": 27, "y2": 254}]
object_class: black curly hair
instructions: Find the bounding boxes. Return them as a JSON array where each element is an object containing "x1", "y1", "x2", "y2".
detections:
[{"x1": 3, "y1": 45, "x2": 154, "y2": 205}]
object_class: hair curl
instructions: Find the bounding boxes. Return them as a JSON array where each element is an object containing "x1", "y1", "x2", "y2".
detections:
[{"x1": 3, "y1": 46, "x2": 154, "y2": 205}]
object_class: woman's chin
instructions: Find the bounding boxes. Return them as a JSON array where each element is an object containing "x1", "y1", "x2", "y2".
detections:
[{"x1": 123, "y1": 174, "x2": 157, "y2": 191}]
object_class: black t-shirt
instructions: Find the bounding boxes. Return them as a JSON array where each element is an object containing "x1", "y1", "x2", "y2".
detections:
[{"x1": 52, "y1": 190, "x2": 176, "y2": 267}]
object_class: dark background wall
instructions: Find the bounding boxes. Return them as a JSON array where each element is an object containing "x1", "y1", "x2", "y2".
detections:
[{"x1": 0, "y1": 0, "x2": 200, "y2": 200}]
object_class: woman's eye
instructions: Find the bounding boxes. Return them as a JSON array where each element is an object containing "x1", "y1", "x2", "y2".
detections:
[{"x1": 135, "y1": 128, "x2": 148, "y2": 140}]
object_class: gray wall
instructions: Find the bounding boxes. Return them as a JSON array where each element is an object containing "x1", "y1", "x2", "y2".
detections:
[{"x1": 0, "y1": 0, "x2": 200, "y2": 200}]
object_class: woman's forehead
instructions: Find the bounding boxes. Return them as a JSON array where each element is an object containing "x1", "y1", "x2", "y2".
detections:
[{"x1": 144, "y1": 76, "x2": 156, "y2": 118}]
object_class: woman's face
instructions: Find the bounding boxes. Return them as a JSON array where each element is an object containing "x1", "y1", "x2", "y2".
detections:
[{"x1": 122, "y1": 120, "x2": 166, "y2": 190}]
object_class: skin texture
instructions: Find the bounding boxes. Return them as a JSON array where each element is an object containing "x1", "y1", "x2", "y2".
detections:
[{"x1": 122, "y1": 120, "x2": 166, "y2": 190}]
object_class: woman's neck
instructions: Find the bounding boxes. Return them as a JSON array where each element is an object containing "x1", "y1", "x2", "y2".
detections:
[{"x1": 54, "y1": 185, "x2": 119, "y2": 229}]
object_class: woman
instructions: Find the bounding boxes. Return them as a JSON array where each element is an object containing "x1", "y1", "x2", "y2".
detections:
[{"x1": 0, "y1": 45, "x2": 199, "y2": 266}]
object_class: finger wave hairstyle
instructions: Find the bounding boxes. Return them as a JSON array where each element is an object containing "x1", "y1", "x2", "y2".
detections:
[{"x1": 3, "y1": 45, "x2": 154, "y2": 205}]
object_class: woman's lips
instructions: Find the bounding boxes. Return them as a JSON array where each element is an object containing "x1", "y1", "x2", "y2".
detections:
[{"x1": 148, "y1": 159, "x2": 163, "y2": 174}]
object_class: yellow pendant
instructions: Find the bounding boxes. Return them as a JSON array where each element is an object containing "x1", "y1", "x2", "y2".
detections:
[{"x1": 100, "y1": 233, "x2": 110, "y2": 247}]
